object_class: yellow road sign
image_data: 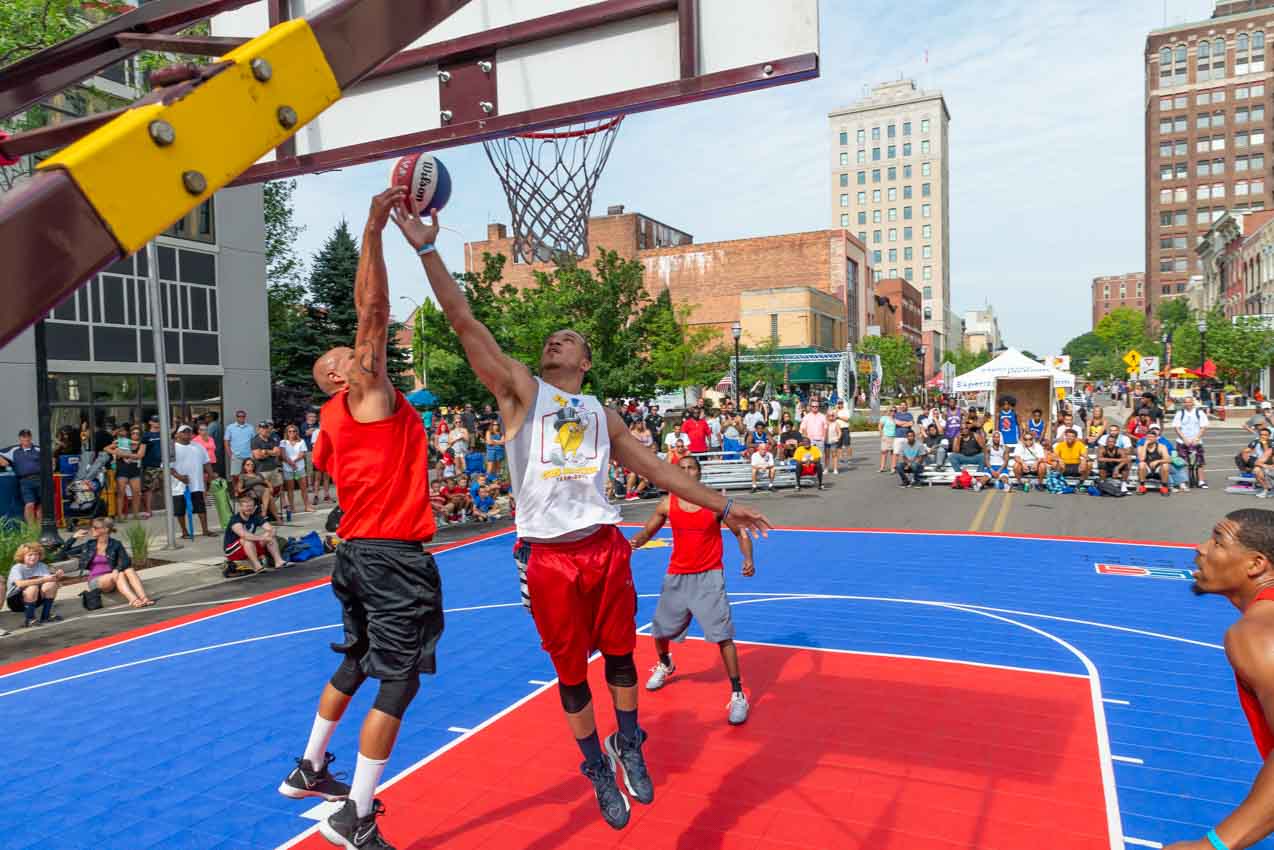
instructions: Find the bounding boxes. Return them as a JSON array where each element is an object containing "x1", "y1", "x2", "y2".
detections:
[{"x1": 1123, "y1": 349, "x2": 1142, "y2": 368}]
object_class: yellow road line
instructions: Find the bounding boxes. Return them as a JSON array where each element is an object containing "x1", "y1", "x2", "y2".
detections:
[
  {"x1": 991, "y1": 490, "x2": 1015, "y2": 533},
  {"x1": 968, "y1": 488, "x2": 995, "y2": 532}
]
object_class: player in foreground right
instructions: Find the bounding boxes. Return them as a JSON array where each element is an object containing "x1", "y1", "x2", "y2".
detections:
[{"x1": 628, "y1": 454, "x2": 756, "y2": 725}]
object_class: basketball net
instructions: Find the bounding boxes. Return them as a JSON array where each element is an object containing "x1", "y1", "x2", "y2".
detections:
[{"x1": 483, "y1": 116, "x2": 622, "y2": 263}]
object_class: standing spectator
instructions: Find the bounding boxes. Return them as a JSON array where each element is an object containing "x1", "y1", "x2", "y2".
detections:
[
  {"x1": 281, "y1": 423, "x2": 312, "y2": 515},
  {"x1": 192, "y1": 422, "x2": 218, "y2": 476},
  {"x1": 800, "y1": 399, "x2": 830, "y2": 460},
  {"x1": 680, "y1": 408, "x2": 711, "y2": 457},
  {"x1": 250, "y1": 420, "x2": 284, "y2": 520},
  {"x1": 306, "y1": 412, "x2": 333, "y2": 503},
  {"x1": 485, "y1": 420, "x2": 506, "y2": 476},
  {"x1": 949, "y1": 423, "x2": 985, "y2": 475},
  {"x1": 705, "y1": 408, "x2": 723, "y2": 452},
  {"x1": 205, "y1": 411, "x2": 224, "y2": 475},
  {"x1": 461, "y1": 402, "x2": 478, "y2": 437},
  {"x1": 1244, "y1": 402, "x2": 1274, "y2": 438},
  {"x1": 878, "y1": 406, "x2": 897, "y2": 473},
  {"x1": 68, "y1": 518, "x2": 151, "y2": 607},
  {"x1": 835, "y1": 401, "x2": 854, "y2": 462},
  {"x1": 5, "y1": 542, "x2": 63, "y2": 626},
  {"x1": 768, "y1": 396, "x2": 782, "y2": 430},
  {"x1": 749, "y1": 442, "x2": 776, "y2": 492},
  {"x1": 224, "y1": 409, "x2": 255, "y2": 479},
  {"x1": 825, "y1": 411, "x2": 843, "y2": 474},
  {"x1": 109, "y1": 425, "x2": 144, "y2": 521},
  {"x1": 139, "y1": 416, "x2": 164, "y2": 519},
  {"x1": 891, "y1": 403, "x2": 915, "y2": 459},
  {"x1": 1136, "y1": 392, "x2": 1164, "y2": 424},
  {"x1": 1173, "y1": 395, "x2": 1209, "y2": 489},
  {"x1": 1051, "y1": 412, "x2": 1077, "y2": 445},
  {"x1": 1011, "y1": 431, "x2": 1048, "y2": 488},
  {"x1": 449, "y1": 415, "x2": 471, "y2": 463},
  {"x1": 0, "y1": 429, "x2": 43, "y2": 523},
  {"x1": 942, "y1": 398, "x2": 962, "y2": 448},
  {"x1": 995, "y1": 397, "x2": 1021, "y2": 448},
  {"x1": 476, "y1": 404, "x2": 498, "y2": 443},
  {"x1": 171, "y1": 424, "x2": 213, "y2": 538},
  {"x1": 644, "y1": 405, "x2": 664, "y2": 445},
  {"x1": 743, "y1": 403, "x2": 765, "y2": 433},
  {"x1": 1024, "y1": 408, "x2": 1047, "y2": 441},
  {"x1": 793, "y1": 436, "x2": 827, "y2": 491},
  {"x1": 894, "y1": 430, "x2": 928, "y2": 487}
]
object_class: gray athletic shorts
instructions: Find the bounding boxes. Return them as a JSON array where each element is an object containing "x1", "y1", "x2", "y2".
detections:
[{"x1": 650, "y1": 569, "x2": 735, "y2": 643}]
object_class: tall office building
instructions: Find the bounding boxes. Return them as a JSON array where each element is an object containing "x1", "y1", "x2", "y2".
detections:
[
  {"x1": 1145, "y1": 0, "x2": 1274, "y2": 315},
  {"x1": 829, "y1": 79, "x2": 952, "y2": 370}
]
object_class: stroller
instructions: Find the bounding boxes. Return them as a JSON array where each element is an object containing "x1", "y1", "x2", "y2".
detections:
[{"x1": 63, "y1": 450, "x2": 110, "y2": 526}]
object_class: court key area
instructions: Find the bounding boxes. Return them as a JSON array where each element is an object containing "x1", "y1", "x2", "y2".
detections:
[{"x1": 0, "y1": 527, "x2": 1255, "y2": 850}]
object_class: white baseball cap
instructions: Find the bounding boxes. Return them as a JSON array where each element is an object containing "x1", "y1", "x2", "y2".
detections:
[{"x1": 1263, "y1": 401, "x2": 1272, "y2": 410}]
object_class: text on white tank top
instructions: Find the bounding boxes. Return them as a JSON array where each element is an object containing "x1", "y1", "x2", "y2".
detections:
[{"x1": 505, "y1": 378, "x2": 620, "y2": 542}]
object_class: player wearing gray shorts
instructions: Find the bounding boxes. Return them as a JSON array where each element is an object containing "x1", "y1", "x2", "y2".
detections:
[{"x1": 628, "y1": 455, "x2": 756, "y2": 725}]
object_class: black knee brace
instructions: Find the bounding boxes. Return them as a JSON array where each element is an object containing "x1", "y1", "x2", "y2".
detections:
[
  {"x1": 558, "y1": 680, "x2": 592, "y2": 714},
  {"x1": 329, "y1": 656, "x2": 367, "y2": 697},
  {"x1": 603, "y1": 653, "x2": 637, "y2": 688},
  {"x1": 372, "y1": 676, "x2": 421, "y2": 719}
]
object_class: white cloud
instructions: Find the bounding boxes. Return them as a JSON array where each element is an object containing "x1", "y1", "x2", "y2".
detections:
[{"x1": 289, "y1": 0, "x2": 1216, "y2": 355}]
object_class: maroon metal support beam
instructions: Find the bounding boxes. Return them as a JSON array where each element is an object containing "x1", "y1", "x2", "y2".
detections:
[
  {"x1": 678, "y1": 0, "x2": 697, "y2": 79},
  {"x1": 114, "y1": 32, "x2": 247, "y2": 56},
  {"x1": 266, "y1": 0, "x2": 296, "y2": 163}
]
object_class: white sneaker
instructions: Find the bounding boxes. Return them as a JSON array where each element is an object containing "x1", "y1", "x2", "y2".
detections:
[
  {"x1": 727, "y1": 691, "x2": 750, "y2": 725},
  {"x1": 646, "y1": 661, "x2": 675, "y2": 690},
  {"x1": 1178, "y1": 483, "x2": 1189, "y2": 492}
]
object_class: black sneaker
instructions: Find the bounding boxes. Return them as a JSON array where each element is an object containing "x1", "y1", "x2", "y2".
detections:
[
  {"x1": 580, "y1": 757, "x2": 630, "y2": 829},
  {"x1": 39, "y1": 613, "x2": 62, "y2": 624},
  {"x1": 319, "y1": 798, "x2": 394, "y2": 849},
  {"x1": 279, "y1": 752, "x2": 350, "y2": 801},
  {"x1": 604, "y1": 730, "x2": 654, "y2": 805}
]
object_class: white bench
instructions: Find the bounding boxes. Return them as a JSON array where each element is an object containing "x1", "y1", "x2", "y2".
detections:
[{"x1": 697, "y1": 454, "x2": 799, "y2": 491}]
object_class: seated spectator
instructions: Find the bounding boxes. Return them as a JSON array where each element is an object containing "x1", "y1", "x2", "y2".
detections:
[
  {"x1": 922, "y1": 423, "x2": 948, "y2": 469},
  {"x1": 949, "y1": 424, "x2": 985, "y2": 474},
  {"x1": 750, "y1": 442, "x2": 777, "y2": 492},
  {"x1": 472, "y1": 485, "x2": 495, "y2": 521},
  {"x1": 440, "y1": 447, "x2": 458, "y2": 479},
  {"x1": 1049, "y1": 428, "x2": 1090, "y2": 480},
  {"x1": 6, "y1": 542, "x2": 64, "y2": 626},
  {"x1": 1052, "y1": 413, "x2": 1077, "y2": 445},
  {"x1": 493, "y1": 488, "x2": 514, "y2": 518},
  {"x1": 793, "y1": 436, "x2": 827, "y2": 491},
  {"x1": 1011, "y1": 431, "x2": 1048, "y2": 488},
  {"x1": 234, "y1": 458, "x2": 278, "y2": 521},
  {"x1": 1242, "y1": 427, "x2": 1274, "y2": 497},
  {"x1": 777, "y1": 422, "x2": 802, "y2": 460},
  {"x1": 440, "y1": 476, "x2": 471, "y2": 522},
  {"x1": 1096, "y1": 424, "x2": 1132, "y2": 483},
  {"x1": 68, "y1": 517, "x2": 152, "y2": 607},
  {"x1": 894, "y1": 430, "x2": 928, "y2": 487},
  {"x1": 223, "y1": 495, "x2": 287, "y2": 572},
  {"x1": 429, "y1": 479, "x2": 448, "y2": 518},
  {"x1": 981, "y1": 431, "x2": 1011, "y2": 490},
  {"x1": 1243, "y1": 402, "x2": 1274, "y2": 438},
  {"x1": 1136, "y1": 424, "x2": 1173, "y2": 496},
  {"x1": 624, "y1": 467, "x2": 650, "y2": 501},
  {"x1": 1126, "y1": 411, "x2": 1152, "y2": 443},
  {"x1": 721, "y1": 416, "x2": 745, "y2": 459},
  {"x1": 1085, "y1": 407, "x2": 1107, "y2": 447}
]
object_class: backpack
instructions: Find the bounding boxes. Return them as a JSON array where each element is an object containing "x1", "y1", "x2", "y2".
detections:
[
  {"x1": 951, "y1": 469, "x2": 973, "y2": 490},
  {"x1": 1096, "y1": 478, "x2": 1125, "y2": 497},
  {"x1": 281, "y1": 531, "x2": 325, "y2": 562},
  {"x1": 1043, "y1": 470, "x2": 1068, "y2": 494}
]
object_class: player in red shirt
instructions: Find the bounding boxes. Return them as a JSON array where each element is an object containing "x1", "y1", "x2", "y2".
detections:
[
  {"x1": 277, "y1": 188, "x2": 443, "y2": 850},
  {"x1": 629, "y1": 455, "x2": 756, "y2": 724},
  {"x1": 1168, "y1": 509, "x2": 1274, "y2": 850}
]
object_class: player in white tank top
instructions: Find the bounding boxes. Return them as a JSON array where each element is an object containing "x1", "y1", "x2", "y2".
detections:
[{"x1": 391, "y1": 204, "x2": 773, "y2": 830}]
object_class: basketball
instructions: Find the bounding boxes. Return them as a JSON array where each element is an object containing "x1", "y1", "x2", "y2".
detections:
[{"x1": 391, "y1": 152, "x2": 451, "y2": 216}]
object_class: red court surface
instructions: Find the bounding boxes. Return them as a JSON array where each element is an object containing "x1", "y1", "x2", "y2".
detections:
[{"x1": 287, "y1": 638, "x2": 1112, "y2": 850}]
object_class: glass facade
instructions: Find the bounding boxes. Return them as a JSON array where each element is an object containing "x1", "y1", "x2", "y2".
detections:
[{"x1": 46, "y1": 373, "x2": 223, "y2": 435}]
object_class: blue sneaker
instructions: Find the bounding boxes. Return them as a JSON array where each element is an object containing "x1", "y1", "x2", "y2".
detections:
[
  {"x1": 580, "y1": 757, "x2": 630, "y2": 829},
  {"x1": 604, "y1": 729, "x2": 654, "y2": 805}
]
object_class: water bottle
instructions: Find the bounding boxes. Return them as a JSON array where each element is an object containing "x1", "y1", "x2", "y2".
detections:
[{"x1": 285, "y1": 506, "x2": 293, "y2": 523}]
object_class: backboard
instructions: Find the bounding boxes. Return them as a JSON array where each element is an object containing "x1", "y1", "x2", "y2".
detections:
[{"x1": 213, "y1": 0, "x2": 820, "y2": 183}]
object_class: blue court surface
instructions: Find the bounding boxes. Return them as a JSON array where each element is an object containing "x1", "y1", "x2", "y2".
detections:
[{"x1": 0, "y1": 527, "x2": 1257, "y2": 850}]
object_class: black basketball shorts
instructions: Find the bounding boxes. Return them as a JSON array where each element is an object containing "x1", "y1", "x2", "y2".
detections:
[{"x1": 330, "y1": 539, "x2": 445, "y2": 680}]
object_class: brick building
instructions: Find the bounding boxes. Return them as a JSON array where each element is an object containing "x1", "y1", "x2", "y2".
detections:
[
  {"x1": 874, "y1": 278, "x2": 923, "y2": 348},
  {"x1": 1091, "y1": 273, "x2": 1147, "y2": 328},
  {"x1": 464, "y1": 207, "x2": 874, "y2": 355},
  {"x1": 1145, "y1": 0, "x2": 1274, "y2": 315}
]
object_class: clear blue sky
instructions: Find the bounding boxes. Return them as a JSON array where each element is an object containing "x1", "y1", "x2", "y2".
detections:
[{"x1": 289, "y1": 0, "x2": 1216, "y2": 356}]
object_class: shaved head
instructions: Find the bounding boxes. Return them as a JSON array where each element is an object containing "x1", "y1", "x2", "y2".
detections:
[{"x1": 314, "y1": 346, "x2": 353, "y2": 396}]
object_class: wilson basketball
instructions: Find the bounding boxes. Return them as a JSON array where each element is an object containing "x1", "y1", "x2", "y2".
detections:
[{"x1": 391, "y1": 152, "x2": 451, "y2": 216}]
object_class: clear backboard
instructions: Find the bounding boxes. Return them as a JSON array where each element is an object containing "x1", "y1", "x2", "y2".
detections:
[{"x1": 213, "y1": 0, "x2": 820, "y2": 183}]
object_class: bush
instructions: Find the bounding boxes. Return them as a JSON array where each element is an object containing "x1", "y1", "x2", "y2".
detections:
[
  {"x1": 848, "y1": 414, "x2": 874, "y2": 432},
  {"x1": 123, "y1": 522, "x2": 151, "y2": 568},
  {"x1": 0, "y1": 519, "x2": 40, "y2": 583}
]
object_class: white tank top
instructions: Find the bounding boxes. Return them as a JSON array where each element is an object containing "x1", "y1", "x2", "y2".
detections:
[{"x1": 506, "y1": 378, "x2": 620, "y2": 542}]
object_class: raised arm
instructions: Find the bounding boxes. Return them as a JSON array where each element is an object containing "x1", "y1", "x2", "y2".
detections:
[
  {"x1": 345, "y1": 189, "x2": 400, "y2": 422},
  {"x1": 390, "y1": 206, "x2": 536, "y2": 418},
  {"x1": 628, "y1": 496, "x2": 670, "y2": 549}
]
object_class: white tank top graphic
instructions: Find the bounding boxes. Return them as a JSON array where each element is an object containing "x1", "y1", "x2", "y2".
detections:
[{"x1": 506, "y1": 378, "x2": 620, "y2": 541}]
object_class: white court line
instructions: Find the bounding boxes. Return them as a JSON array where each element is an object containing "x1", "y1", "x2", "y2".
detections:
[
  {"x1": 528, "y1": 679, "x2": 553, "y2": 686},
  {"x1": 300, "y1": 800, "x2": 341, "y2": 822},
  {"x1": 1125, "y1": 838, "x2": 1163, "y2": 848},
  {"x1": 1105, "y1": 698, "x2": 1132, "y2": 706},
  {"x1": 1111, "y1": 755, "x2": 1145, "y2": 765},
  {"x1": 84, "y1": 597, "x2": 254, "y2": 618},
  {"x1": 446, "y1": 726, "x2": 471, "y2": 733},
  {"x1": 765, "y1": 527, "x2": 1193, "y2": 549}
]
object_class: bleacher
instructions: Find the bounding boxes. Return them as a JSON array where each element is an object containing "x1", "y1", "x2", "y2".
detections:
[{"x1": 693, "y1": 451, "x2": 800, "y2": 492}]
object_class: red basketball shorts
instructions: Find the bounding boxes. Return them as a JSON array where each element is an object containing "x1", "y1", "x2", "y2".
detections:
[{"x1": 526, "y1": 524, "x2": 637, "y2": 686}]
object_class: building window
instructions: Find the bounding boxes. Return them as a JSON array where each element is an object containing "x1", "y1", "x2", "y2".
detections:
[
  {"x1": 903, "y1": 164, "x2": 912, "y2": 178},
  {"x1": 839, "y1": 130, "x2": 848, "y2": 145},
  {"x1": 839, "y1": 173, "x2": 849, "y2": 187},
  {"x1": 1174, "y1": 140, "x2": 1187, "y2": 155},
  {"x1": 872, "y1": 168, "x2": 881, "y2": 182},
  {"x1": 887, "y1": 187, "x2": 897, "y2": 201},
  {"x1": 872, "y1": 126, "x2": 880, "y2": 140},
  {"x1": 889, "y1": 267, "x2": 898, "y2": 278},
  {"x1": 1255, "y1": 131, "x2": 1268, "y2": 146},
  {"x1": 921, "y1": 119, "x2": 930, "y2": 133},
  {"x1": 887, "y1": 123, "x2": 896, "y2": 138},
  {"x1": 856, "y1": 150, "x2": 865, "y2": 164},
  {"x1": 903, "y1": 226, "x2": 912, "y2": 240},
  {"x1": 904, "y1": 246, "x2": 913, "y2": 260},
  {"x1": 840, "y1": 213, "x2": 850, "y2": 227},
  {"x1": 1103, "y1": 285, "x2": 1111, "y2": 298},
  {"x1": 872, "y1": 147, "x2": 881, "y2": 161},
  {"x1": 922, "y1": 182, "x2": 932, "y2": 197},
  {"x1": 922, "y1": 225, "x2": 932, "y2": 238},
  {"x1": 840, "y1": 193, "x2": 849, "y2": 207},
  {"x1": 902, "y1": 142, "x2": 911, "y2": 156},
  {"x1": 888, "y1": 248, "x2": 897, "y2": 262},
  {"x1": 888, "y1": 208, "x2": 898, "y2": 221},
  {"x1": 888, "y1": 227, "x2": 897, "y2": 241},
  {"x1": 873, "y1": 230, "x2": 882, "y2": 243},
  {"x1": 922, "y1": 245, "x2": 932, "y2": 258},
  {"x1": 857, "y1": 171, "x2": 866, "y2": 184},
  {"x1": 857, "y1": 211, "x2": 866, "y2": 224},
  {"x1": 887, "y1": 145, "x2": 896, "y2": 159},
  {"x1": 857, "y1": 191, "x2": 866, "y2": 204},
  {"x1": 873, "y1": 210, "x2": 881, "y2": 223},
  {"x1": 840, "y1": 152, "x2": 849, "y2": 166},
  {"x1": 903, "y1": 206, "x2": 913, "y2": 220},
  {"x1": 921, "y1": 204, "x2": 931, "y2": 218},
  {"x1": 872, "y1": 189, "x2": 881, "y2": 202},
  {"x1": 921, "y1": 161, "x2": 932, "y2": 177},
  {"x1": 887, "y1": 166, "x2": 896, "y2": 180},
  {"x1": 857, "y1": 129, "x2": 866, "y2": 145},
  {"x1": 873, "y1": 250, "x2": 882, "y2": 263},
  {"x1": 920, "y1": 140, "x2": 931, "y2": 154},
  {"x1": 904, "y1": 185, "x2": 913, "y2": 199},
  {"x1": 904, "y1": 267, "x2": 914, "y2": 280},
  {"x1": 922, "y1": 286, "x2": 932, "y2": 299},
  {"x1": 922, "y1": 266, "x2": 932, "y2": 281},
  {"x1": 858, "y1": 231, "x2": 867, "y2": 243}
]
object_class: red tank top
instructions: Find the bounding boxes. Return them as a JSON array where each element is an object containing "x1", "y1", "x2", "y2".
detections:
[
  {"x1": 667, "y1": 495, "x2": 724, "y2": 575},
  {"x1": 312, "y1": 390, "x2": 436, "y2": 542},
  {"x1": 1237, "y1": 587, "x2": 1274, "y2": 758}
]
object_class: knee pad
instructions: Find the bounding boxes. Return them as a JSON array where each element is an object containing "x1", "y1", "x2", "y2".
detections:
[
  {"x1": 558, "y1": 680, "x2": 592, "y2": 714},
  {"x1": 329, "y1": 656, "x2": 367, "y2": 697},
  {"x1": 372, "y1": 676, "x2": 421, "y2": 719},
  {"x1": 603, "y1": 653, "x2": 637, "y2": 688}
]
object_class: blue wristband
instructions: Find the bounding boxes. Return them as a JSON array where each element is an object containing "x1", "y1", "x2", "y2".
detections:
[
  {"x1": 1207, "y1": 829, "x2": 1230, "y2": 850},
  {"x1": 416, "y1": 243, "x2": 436, "y2": 256},
  {"x1": 720, "y1": 497, "x2": 734, "y2": 521}
]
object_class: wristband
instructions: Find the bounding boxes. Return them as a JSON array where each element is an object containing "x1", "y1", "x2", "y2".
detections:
[
  {"x1": 416, "y1": 243, "x2": 436, "y2": 256},
  {"x1": 1207, "y1": 829, "x2": 1231, "y2": 850},
  {"x1": 720, "y1": 497, "x2": 734, "y2": 521}
]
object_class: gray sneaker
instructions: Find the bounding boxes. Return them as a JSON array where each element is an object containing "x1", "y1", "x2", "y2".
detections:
[
  {"x1": 580, "y1": 757, "x2": 630, "y2": 829},
  {"x1": 604, "y1": 729, "x2": 654, "y2": 805},
  {"x1": 727, "y1": 691, "x2": 750, "y2": 725},
  {"x1": 645, "y1": 661, "x2": 674, "y2": 690}
]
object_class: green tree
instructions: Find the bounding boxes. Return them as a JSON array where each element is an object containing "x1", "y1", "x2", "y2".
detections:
[
  {"x1": 263, "y1": 180, "x2": 307, "y2": 377},
  {"x1": 941, "y1": 346, "x2": 991, "y2": 376},
  {"x1": 1061, "y1": 332, "x2": 1110, "y2": 376},
  {"x1": 860, "y1": 335, "x2": 918, "y2": 394},
  {"x1": 646, "y1": 292, "x2": 728, "y2": 407},
  {"x1": 1156, "y1": 298, "x2": 1193, "y2": 341},
  {"x1": 738, "y1": 337, "x2": 787, "y2": 396},
  {"x1": 1094, "y1": 307, "x2": 1158, "y2": 359},
  {"x1": 1207, "y1": 314, "x2": 1274, "y2": 387},
  {"x1": 0, "y1": 1, "x2": 85, "y2": 68}
]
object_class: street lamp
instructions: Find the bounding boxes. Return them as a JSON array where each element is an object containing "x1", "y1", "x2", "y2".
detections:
[
  {"x1": 917, "y1": 344, "x2": 927, "y2": 404},
  {"x1": 730, "y1": 321, "x2": 742, "y2": 408},
  {"x1": 1197, "y1": 317, "x2": 1208, "y2": 370}
]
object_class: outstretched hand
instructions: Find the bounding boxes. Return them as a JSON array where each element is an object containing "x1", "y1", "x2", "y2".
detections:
[
  {"x1": 723, "y1": 503, "x2": 771, "y2": 540},
  {"x1": 391, "y1": 205, "x2": 440, "y2": 252},
  {"x1": 369, "y1": 186, "x2": 406, "y2": 232}
]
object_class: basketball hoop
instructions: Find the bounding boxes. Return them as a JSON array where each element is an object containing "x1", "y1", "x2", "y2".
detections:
[{"x1": 483, "y1": 116, "x2": 623, "y2": 264}]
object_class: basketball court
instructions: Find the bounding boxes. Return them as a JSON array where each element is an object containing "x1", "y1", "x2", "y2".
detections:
[{"x1": 0, "y1": 526, "x2": 1253, "y2": 850}]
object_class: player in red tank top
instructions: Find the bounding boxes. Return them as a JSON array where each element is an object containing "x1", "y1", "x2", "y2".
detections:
[
  {"x1": 629, "y1": 455, "x2": 757, "y2": 725},
  {"x1": 1167, "y1": 509, "x2": 1274, "y2": 850},
  {"x1": 276, "y1": 188, "x2": 444, "y2": 850}
]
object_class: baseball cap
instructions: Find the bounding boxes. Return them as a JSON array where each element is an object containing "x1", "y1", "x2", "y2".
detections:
[
  {"x1": 176, "y1": 424, "x2": 192, "y2": 433},
  {"x1": 1263, "y1": 401, "x2": 1272, "y2": 410},
  {"x1": 1149, "y1": 424, "x2": 1162, "y2": 432},
  {"x1": 257, "y1": 420, "x2": 272, "y2": 428},
  {"x1": 235, "y1": 409, "x2": 247, "y2": 416},
  {"x1": 148, "y1": 415, "x2": 159, "y2": 423}
]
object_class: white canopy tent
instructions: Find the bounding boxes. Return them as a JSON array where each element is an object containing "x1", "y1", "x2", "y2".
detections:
[{"x1": 952, "y1": 348, "x2": 1076, "y2": 392}]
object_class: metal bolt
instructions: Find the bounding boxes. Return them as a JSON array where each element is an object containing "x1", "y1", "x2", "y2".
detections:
[
  {"x1": 182, "y1": 170, "x2": 207, "y2": 195},
  {"x1": 762, "y1": 63, "x2": 774, "y2": 76},
  {"x1": 277, "y1": 105, "x2": 298, "y2": 129},
  {"x1": 251, "y1": 58, "x2": 272, "y2": 82},
  {"x1": 477, "y1": 60, "x2": 493, "y2": 73},
  {"x1": 438, "y1": 70, "x2": 452, "y2": 83},
  {"x1": 148, "y1": 120, "x2": 176, "y2": 147},
  {"x1": 440, "y1": 109, "x2": 454, "y2": 123},
  {"x1": 479, "y1": 100, "x2": 494, "y2": 115}
]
